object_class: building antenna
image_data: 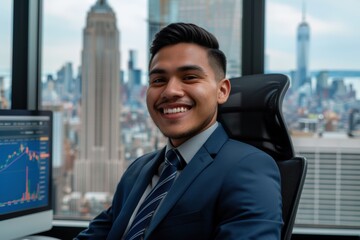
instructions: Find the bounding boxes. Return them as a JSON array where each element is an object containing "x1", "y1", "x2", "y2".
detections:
[{"x1": 302, "y1": 0, "x2": 306, "y2": 22}]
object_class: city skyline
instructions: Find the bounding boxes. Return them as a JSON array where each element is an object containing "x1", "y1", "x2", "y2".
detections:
[
  {"x1": 1, "y1": 1, "x2": 359, "y2": 78},
  {"x1": 40, "y1": 0, "x2": 360, "y2": 75}
]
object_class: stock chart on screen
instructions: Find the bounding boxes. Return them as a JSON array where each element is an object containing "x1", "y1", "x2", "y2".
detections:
[{"x1": 0, "y1": 114, "x2": 51, "y2": 216}]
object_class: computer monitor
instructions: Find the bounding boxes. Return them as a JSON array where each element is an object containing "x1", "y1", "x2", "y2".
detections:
[{"x1": 0, "y1": 110, "x2": 53, "y2": 240}]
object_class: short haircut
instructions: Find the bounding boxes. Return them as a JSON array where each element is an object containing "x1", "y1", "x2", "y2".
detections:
[{"x1": 149, "y1": 22, "x2": 227, "y2": 79}]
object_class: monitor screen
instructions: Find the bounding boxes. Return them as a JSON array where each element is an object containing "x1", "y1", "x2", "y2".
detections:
[{"x1": 0, "y1": 110, "x2": 53, "y2": 240}]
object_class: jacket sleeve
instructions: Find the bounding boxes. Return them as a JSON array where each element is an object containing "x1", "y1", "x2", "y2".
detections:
[
  {"x1": 74, "y1": 151, "x2": 159, "y2": 239},
  {"x1": 214, "y1": 151, "x2": 283, "y2": 240},
  {"x1": 74, "y1": 206, "x2": 114, "y2": 240}
]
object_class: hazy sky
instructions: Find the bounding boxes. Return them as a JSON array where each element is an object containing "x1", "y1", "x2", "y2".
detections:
[
  {"x1": 1, "y1": 0, "x2": 360, "y2": 78},
  {"x1": 266, "y1": 0, "x2": 360, "y2": 71},
  {"x1": 42, "y1": 0, "x2": 148, "y2": 75}
]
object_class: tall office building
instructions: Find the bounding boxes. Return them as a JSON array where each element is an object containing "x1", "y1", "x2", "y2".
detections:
[
  {"x1": 56, "y1": 62, "x2": 74, "y2": 98},
  {"x1": 148, "y1": 0, "x2": 242, "y2": 77},
  {"x1": 295, "y1": 2, "x2": 311, "y2": 90},
  {"x1": 148, "y1": 0, "x2": 178, "y2": 52},
  {"x1": 128, "y1": 50, "x2": 142, "y2": 87},
  {"x1": 74, "y1": 0, "x2": 124, "y2": 194}
]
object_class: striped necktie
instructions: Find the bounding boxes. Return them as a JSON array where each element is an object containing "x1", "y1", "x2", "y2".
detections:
[{"x1": 124, "y1": 149, "x2": 185, "y2": 240}]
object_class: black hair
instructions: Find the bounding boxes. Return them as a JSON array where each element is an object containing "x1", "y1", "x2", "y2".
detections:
[{"x1": 149, "y1": 22, "x2": 227, "y2": 79}]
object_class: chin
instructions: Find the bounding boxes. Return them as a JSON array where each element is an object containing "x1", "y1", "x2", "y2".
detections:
[{"x1": 164, "y1": 129, "x2": 196, "y2": 142}]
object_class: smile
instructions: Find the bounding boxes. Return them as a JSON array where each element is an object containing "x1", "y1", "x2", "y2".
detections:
[{"x1": 163, "y1": 107, "x2": 189, "y2": 114}]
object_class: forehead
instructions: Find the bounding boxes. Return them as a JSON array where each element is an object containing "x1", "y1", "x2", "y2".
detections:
[{"x1": 149, "y1": 43, "x2": 210, "y2": 71}]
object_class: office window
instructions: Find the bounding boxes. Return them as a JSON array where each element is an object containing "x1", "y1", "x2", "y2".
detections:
[
  {"x1": 266, "y1": 0, "x2": 360, "y2": 228},
  {"x1": 42, "y1": 0, "x2": 242, "y2": 219},
  {"x1": 0, "y1": 0, "x2": 12, "y2": 109}
]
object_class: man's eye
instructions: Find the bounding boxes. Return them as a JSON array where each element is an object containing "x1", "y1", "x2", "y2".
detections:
[
  {"x1": 151, "y1": 78, "x2": 165, "y2": 84},
  {"x1": 183, "y1": 75, "x2": 197, "y2": 80}
]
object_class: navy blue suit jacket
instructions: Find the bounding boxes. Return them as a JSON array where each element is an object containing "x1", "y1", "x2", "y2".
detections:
[{"x1": 76, "y1": 125, "x2": 283, "y2": 239}]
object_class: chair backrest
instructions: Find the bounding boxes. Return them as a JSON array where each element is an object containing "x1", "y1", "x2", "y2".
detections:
[{"x1": 217, "y1": 73, "x2": 307, "y2": 240}]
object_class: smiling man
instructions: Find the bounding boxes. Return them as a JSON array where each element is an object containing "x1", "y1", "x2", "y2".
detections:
[
  {"x1": 75, "y1": 22, "x2": 283, "y2": 240},
  {"x1": 147, "y1": 42, "x2": 230, "y2": 147}
]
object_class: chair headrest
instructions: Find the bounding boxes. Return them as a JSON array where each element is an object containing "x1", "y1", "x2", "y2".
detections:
[{"x1": 217, "y1": 73, "x2": 294, "y2": 160}]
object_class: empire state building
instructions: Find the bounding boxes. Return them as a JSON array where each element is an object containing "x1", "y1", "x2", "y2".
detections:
[{"x1": 74, "y1": 0, "x2": 124, "y2": 194}]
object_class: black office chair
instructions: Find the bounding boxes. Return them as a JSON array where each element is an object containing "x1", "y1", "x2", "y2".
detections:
[{"x1": 217, "y1": 73, "x2": 307, "y2": 240}]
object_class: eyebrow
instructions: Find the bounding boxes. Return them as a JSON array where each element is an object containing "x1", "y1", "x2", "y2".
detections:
[{"x1": 149, "y1": 65, "x2": 205, "y2": 76}]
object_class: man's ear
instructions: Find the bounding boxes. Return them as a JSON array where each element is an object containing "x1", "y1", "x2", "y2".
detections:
[{"x1": 217, "y1": 78, "x2": 231, "y2": 104}]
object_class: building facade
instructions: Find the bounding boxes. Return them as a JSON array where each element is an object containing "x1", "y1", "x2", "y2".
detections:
[
  {"x1": 294, "y1": 135, "x2": 360, "y2": 227},
  {"x1": 148, "y1": 0, "x2": 242, "y2": 78},
  {"x1": 74, "y1": 0, "x2": 124, "y2": 195}
]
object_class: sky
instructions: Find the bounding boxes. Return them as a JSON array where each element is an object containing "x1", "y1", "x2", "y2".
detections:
[
  {"x1": 1, "y1": 0, "x2": 360, "y2": 80},
  {"x1": 266, "y1": 0, "x2": 360, "y2": 71},
  {"x1": 41, "y1": 0, "x2": 148, "y2": 75}
]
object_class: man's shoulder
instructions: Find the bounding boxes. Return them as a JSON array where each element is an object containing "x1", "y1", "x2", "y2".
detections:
[
  {"x1": 225, "y1": 137, "x2": 257, "y2": 149},
  {"x1": 223, "y1": 137, "x2": 272, "y2": 158}
]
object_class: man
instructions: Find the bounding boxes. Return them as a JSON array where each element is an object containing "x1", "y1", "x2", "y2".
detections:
[{"x1": 76, "y1": 22, "x2": 282, "y2": 239}]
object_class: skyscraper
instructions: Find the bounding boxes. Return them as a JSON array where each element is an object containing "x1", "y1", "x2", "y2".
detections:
[
  {"x1": 148, "y1": 0, "x2": 178, "y2": 53},
  {"x1": 295, "y1": 2, "x2": 311, "y2": 90},
  {"x1": 74, "y1": 0, "x2": 124, "y2": 195},
  {"x1": 148, "y1": 0, "x2": 242, "y2": 77},
  {"x1": 56, "y1": 62, "x2": 74, "y2": 98},
  {"x1": 128, "y1": 50, "x2": 142, "y2": 87}
]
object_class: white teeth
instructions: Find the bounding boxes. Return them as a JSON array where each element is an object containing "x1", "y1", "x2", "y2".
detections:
[{"x1": 164, "y1": 107, "x2": 188, "y2": 114}]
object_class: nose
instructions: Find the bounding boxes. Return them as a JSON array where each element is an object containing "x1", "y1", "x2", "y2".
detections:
[{"x1": 160, "y1": 77, "x2": 184, "y2": 99}]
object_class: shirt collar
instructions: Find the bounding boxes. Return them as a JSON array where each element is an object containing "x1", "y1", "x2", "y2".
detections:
[{"x1": 166, "y1": 122, "x2": 218, "y2": 164}]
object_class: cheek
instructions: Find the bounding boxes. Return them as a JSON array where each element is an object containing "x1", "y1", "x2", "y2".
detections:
[
  {"x1": 146, "y1": 89, "x2": 155, "y2": 105},
  {"x1": 145, "y1": 92, "x2": 154, "y2": 113},
  {"x1": 194, "y1": 85, "x2": 218, "y2": 105}
]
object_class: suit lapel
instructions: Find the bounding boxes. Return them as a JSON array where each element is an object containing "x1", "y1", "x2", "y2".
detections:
[
  {"x1": 109, "y1": 148, "x2": 165, "y2": 238},
  {"x1": 145, "y1": 125, "x2": 229, "y2": 238}
]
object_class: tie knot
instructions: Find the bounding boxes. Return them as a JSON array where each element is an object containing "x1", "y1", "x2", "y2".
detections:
[{"x1": 165, "y1": 149, "x2": 186, "y2": 170}]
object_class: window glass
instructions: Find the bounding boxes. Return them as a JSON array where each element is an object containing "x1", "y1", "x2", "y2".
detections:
[
  {"x1": 42, "y1": 0, "x2": 242, "y2": 219},
  {"x1": 266, "y1": 0, "x2": 360, "y2": 228},
  {"x1": 0, "y1": 0, "x2": 12, "y2": 109}
]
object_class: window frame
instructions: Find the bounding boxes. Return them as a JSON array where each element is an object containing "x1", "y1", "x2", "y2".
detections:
[{"x1": 11, "y1": 0, "x2": 42, "y2": 110}]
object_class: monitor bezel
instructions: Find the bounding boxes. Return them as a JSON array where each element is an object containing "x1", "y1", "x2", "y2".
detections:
[{"x1": 0, "y1": 109, "x2": 53, "y2": 221}]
